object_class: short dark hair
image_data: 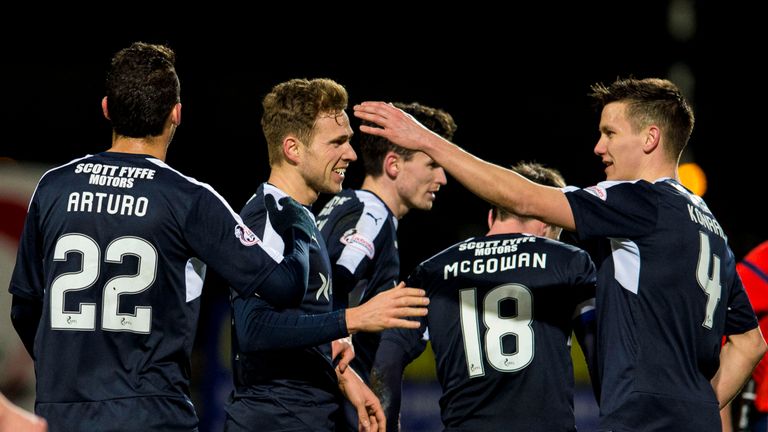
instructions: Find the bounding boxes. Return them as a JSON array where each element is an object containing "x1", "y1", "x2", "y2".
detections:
[
  {"x1": 105, "y1": 42, "x2": 180, "y2": 138},
  {"x1": 589, "y1": 77, "x2": 694, "y2": 160},
  {"x1": 261, "y1": 78, "x2": 348, "y2": 165},
  {"x1": 361, "y1": 102, "x2": 457, "y2": 177},
  {"x1": 493, "y1": 162, "x2": 565, "y2": 221}
]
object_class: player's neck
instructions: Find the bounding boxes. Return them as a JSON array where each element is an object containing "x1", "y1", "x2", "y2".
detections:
[
  {"x1": 361, "y1": 175, "x2": 408, "y2": 219},
  {"x1": 635, "y1": 159, "x2": 679, "y2": 183},
  {"x1": 108, "y1": 133, "x2": 169, "y2": 161},
  {"x1": 268, "y1": 166, "x2": 318, "y2": 206}
]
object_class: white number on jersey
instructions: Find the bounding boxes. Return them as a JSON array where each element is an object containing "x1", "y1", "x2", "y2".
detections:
[
  {"x1": 697, "y1": 231, "x2": 722, "y2": 329},
  {"x1": 459, "y1": 283, "x2": 534, "y2": 378},
  {"x1": 50, "y1": 233, "x2": 156, "y2": 333}
]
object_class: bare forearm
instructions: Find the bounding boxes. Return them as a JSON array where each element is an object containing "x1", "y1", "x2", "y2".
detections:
[
  {"x1": 422, "y1": 135, "x2": 575, "y2": 229},
  {"x1": 711, "y1": 328, "x2": 766, "y2": 407}
]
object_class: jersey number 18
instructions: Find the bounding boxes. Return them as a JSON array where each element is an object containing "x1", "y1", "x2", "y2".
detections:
[{"x1": 459, "y1": 284, "x2": 534, "y2": 378}]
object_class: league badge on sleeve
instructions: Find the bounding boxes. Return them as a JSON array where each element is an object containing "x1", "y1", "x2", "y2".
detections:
[
  {"x1": 340, "y1": 228, "x2": 375, "y2": 258},
  {"x1": 235, "y1": 223, "x2": 261, "y2": 246}
]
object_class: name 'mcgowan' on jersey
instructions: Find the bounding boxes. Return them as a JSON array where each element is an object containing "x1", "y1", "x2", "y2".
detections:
[{"x1": 444, "y1": 236, "x2": 547, "y2": 279}]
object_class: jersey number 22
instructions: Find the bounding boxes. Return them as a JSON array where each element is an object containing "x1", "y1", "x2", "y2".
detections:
[{"x1": 50, "y1": 233, "x2": 156, "y2": 333}]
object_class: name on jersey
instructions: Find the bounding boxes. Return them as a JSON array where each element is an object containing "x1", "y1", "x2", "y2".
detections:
[
  {"x1": 443, "y1": 252, "x2": 547, "y2": 280},
  {"x1": 67, "y1": 192, "x2": 148, "y2": 217},
  {"x1": 687, "y1": 204, "x2": 726, "y2": 240},
  {"x1": 74, "y1": 163, "x2": 156, "y2": 189},
  {"x1": 458, "y1": 236, "x2": 535, "y2": 257}
]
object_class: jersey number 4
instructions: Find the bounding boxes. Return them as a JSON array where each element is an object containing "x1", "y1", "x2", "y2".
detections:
[
  {"x1": 50, "y1": 233, "x2": 156, "y2": 333},
  {"x1": 697, "y1": 231, "x2": 722, "y2": 329},
  {"x1": 459, "y1": 284, "x2": 534, "y2": 378}
]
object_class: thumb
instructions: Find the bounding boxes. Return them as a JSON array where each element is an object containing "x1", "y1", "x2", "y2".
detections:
[
  {"x1": 264, "y1": 194, "x2": 278, "y2": 213},
  {"x1": 337, "y1": 357, "x2": 349, "y2": 374}
]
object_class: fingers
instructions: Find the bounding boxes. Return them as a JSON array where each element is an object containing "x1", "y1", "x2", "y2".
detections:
[
  {"x1": 358, "y1": 124, "x2": 386, "y2": 137},
  {"x1": 263, "y1": 193, "x2": 278, "y2": 212},
  {"x1": 356, "y1": 406, "x2": 371, "y2": 432},
  {"x1": 373, "y1": 403, "x2": 386, "y2": 432},
  {"x1": 367, "y1": 411, "x2": 379, "y2": 432},
  {"x1": 387, "y1": 318, "x2": 425, "y2": 329},
  {"x1": 353, "y1": 102, "x2": 393, "y2": 130},
  {"x1": 337, "y1": 348, "x2": 354, "y2": 374}
]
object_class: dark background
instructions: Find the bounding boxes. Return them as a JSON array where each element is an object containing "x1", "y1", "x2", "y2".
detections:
[
  {"x1": 2, "y1": 4, "x2": 764, "y2": 272},
  {"x1": 1, "y1": 3, "x2": 765, "y2": 430}
]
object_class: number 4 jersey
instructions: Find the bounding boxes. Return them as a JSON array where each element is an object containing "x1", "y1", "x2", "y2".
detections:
[
  {"x1": 564, "y1": 178, "x2": 758, "y2": 431},
  {"x1": 9, "y1": 152, "x2": 288, "y2": 431},
  {"x1": 393, "y1": 233, "x2": 597, "y2": 431}
]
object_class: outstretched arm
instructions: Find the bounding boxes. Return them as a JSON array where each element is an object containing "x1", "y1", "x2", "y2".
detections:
[
  {"x1": 233, "y1": 283, "x2": 428, "y2": 352},
  {"x1": 353, "y1": 102, "x2": 575, "y2": 230},
  {"x1": 711, "y1": 327, "x2": 766, "y2": 408}
]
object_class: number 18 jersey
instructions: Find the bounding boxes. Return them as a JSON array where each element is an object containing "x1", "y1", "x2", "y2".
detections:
[{"x1": 406, "y1": 233, "x2": 596, "y2": 431}]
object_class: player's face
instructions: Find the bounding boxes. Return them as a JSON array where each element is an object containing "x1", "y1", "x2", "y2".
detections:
[
  {"x1": 594, "y1": 102, "x2": 646, "y2": 181},
  {"x1": 302, "y1": 111, "x2": 356, "y2": 195},
  {"x1": 397, "y1": 151, "x2": 447, "y2": 211}
]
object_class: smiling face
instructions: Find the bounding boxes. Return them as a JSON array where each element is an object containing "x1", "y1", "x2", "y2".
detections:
[
  {"x1": 301, "y1": 111, "x2": 356, "y2": 195},
  {"x1": 594, "y1": 101, "x2": 646, "y2": 181},
  {"x1": 396, "y1": 151, "x2": 447, "y2": 211}
]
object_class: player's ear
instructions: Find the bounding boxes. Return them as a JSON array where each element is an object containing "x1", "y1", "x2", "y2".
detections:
[
  {"x1": 283, "y1": 136, "x2": 302, "y2": 165},
  {"x1": 101, "y1": 97, "x2": 110, "y2": 120},
  {"x1": 487, "y1": 209, "x2": 494, "y2": 229},
  {"x1": 171, "y1": 103, "x2": 182, "y2": 126},
  {"x1": 384, "y1": 151, "x2": 400, "y2": 179},
  {"x1": 643, "y1": 125, "x2": 661, "y2": 154}
]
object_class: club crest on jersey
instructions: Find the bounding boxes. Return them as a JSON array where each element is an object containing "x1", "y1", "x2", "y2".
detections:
[
  {"x1": 585, "y1": 185, "x2": 607, "y2": 201},
  {"x1": 235, "y1": 223, "x2": 261, "y2": 246},
  {"x1": 340, "y1": 228, "x2": 375, "y2": 258}
]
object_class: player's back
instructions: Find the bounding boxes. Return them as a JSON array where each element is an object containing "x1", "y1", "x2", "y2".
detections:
[
  {"x1": 13, "y1": 152, "x2": 244, "y2": 431},
  {"x1": 565, "y1": 179, "x2": 757, "y2": 431},
  {"x1": 410, "y1": 233, "x2": 596, "y2": 431}
]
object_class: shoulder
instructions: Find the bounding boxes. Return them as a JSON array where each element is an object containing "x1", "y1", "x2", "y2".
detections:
[
  {"x1": 565, "y1": 179, "x2": 657, "y2": 202},
  {"x1": 419, "y1": 238, "x2": 474, "y2": 268}
]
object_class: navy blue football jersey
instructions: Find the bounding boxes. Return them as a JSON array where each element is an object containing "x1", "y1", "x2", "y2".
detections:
[
  {"x1": 316, "y1": 189, "x2": 400, "y2": 381},
  {"x1": 388, "y1": 233, "x2": 596, "y2": 432},
  {"x1": 8, "y1": 152, "x2": 290, "y2": 431},
  {"x1": 228, "y1": 183, "x2": 340, "y2": 431},
  {"x1": 565, "y1": 178, "x2": 758, "y2": 432}
]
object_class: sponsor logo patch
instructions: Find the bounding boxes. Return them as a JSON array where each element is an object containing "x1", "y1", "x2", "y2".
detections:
[
  {"x1": 585, "y1": 185, "x2": 607, "y2": 201},
  {"x1": 340, "y1": 228, "x2": 375, "y2": 258},
  {"x1": 235, "y1": 223, "x2": 261, "y2": 246}
]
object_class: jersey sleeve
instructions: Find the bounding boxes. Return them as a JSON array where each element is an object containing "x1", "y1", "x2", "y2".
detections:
[
  {"x1": 325, "y1": 211, "x2": 378, "y2": 285},
  {"x1": 183, "y1": 186, "x2": 306, "y2": 308},
  {"x1": 564, "y1": 181, "x2": 658, "y2": 240},
  {"x1": 232, "y1": 295, "x2": 347, "y2": 352},
  {"x1": 8, "y1": 192, "x2": 46, "y2": 359},
  {"x1": 567, "y1": 248, "x2": 599, "y2": 398},
  {"x1": 724, "y1": 266, "x2": 760, "y2": 335},
  {"x1": 9, "y1": 193, "x2": 45, "y2": 300},
  {"x1": 369, "y1": 265, "x2": 428, "y2": 426}
]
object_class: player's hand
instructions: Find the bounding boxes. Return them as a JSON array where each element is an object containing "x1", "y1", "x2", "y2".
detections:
[
  {"x1": 337, "y1": 367, "x2": 385, "y2": 432},
  {"x1": 332, "y1": 336, "x2": 355, "y2": 374},
  {"x1": 0, "y1": 394, "x2": 47, "y2": 432},
  {"x1": 264, "y1": 194, "x2": 315, "y2": 239},
  {"x1": 345, "y1": 282, "x2": 428, "y2": 333},
  {"x1": 352, "y1": 101, "x2": 435, "y2": 152}
]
